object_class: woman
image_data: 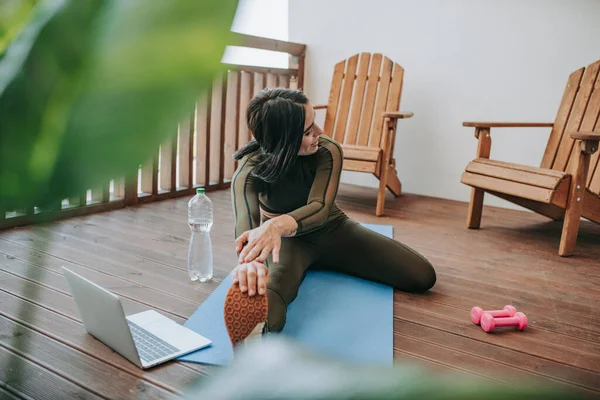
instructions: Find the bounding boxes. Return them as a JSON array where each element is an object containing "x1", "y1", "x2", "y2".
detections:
[{"x1": 224, "y1": 88, "x2": 436, "y2": 345}]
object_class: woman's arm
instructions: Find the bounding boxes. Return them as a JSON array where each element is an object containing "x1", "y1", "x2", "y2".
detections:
[
  {"x1": 236, "y1": 137, "x2": 343, "y2": 264},
  {"x1": 286, "y1": 137, "x2": 343, "y2": 235},
  {"x1": 231, "y1": 156, "x2": 261, "y2": 244},
  {"x1": 236, "y1": 214, "x2": 297, "y2": 263}
]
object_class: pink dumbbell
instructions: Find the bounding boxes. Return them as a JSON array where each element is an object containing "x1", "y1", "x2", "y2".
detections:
[
  {"x1": 480, "y1": 312, "x2": 528, "y2": 333},
  {"x1": 471, "y1": 305, "x2": 516, "y2": 325}
]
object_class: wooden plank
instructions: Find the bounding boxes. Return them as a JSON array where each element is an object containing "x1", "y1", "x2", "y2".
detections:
[
  {"x1": 466, "y1": 128, "x2": 492, "y2": 228},
  {"x1": 474, "y1": 158, "x2": 566, "y2": 178},
  {"x1": 357, "y1": 53, "x2": 382, "y2": 147},
  {"x1": 0, "y1": 232, "x2": 214, "y2": 300},
  {"x1": 401, "y1": 270, "x2": 600, "y2": 338},
  {"x1": 67, "y1": 195, "x2": 80, "y2": 208},
  {"x1": 541, "y1": 67, "x2": 585, "y2": 168},
  {"x1": 279, "y1": 74, "x2": 290, "y2": 89},
  {"x1": 552, "y1": 61, "x2": 600, "y2": 171},
  {"x1": 393, "y1": 320, "x2": 600, "y2": 393},
  {"x1": 140, "y1": 154, "x2": 157, "y2": 194},
  {"x1": 342, "y1": 145, "x2": 381, "y2": 162},
  {"x1": 90, "y1": 184, "x2": 109, "y2": 204},
  {"x1": 0, "y1": 287, "x2": 205, "y2": 394},
  {"x1": 160, "y1": 135, "x2": 174, "y2": 191},
  {"x1": 559, "y1": 146, "x2": 592, "y2": 256},
  {"x1": 487, "y1": 190, "x2": 565, "y2": 220},
  {"x1": 381, "y1": 62, "x2": 404, "y2": 149},
  {"x1": 195, "y1": 97, "x2": 208, "y2": 187},
  {"x1": 0, "y1": 345, "x2": 104, "y2": 400},
  {"x1": 0, "y1": 249, "x2": 196, "y2": 319},
  {"x1": 237, "y1": 71, "x2": 252, "y2": 150},
  {"x1": 222, "y1": 63, "x2": 297, "y2": 76},
  {"x1": 345, "y1": 53, "x2": 371, "y2": 145},
  {"x1": 333, "y1": 54, "x2": 359, "y2": 143},
  {"x1": 138, "y1": 182, "x2": 230, "y2": 204},
  {"x1": 222, "y1": 71, "x2": 239, "y2": 181},
  {"x1": 394, "y1": 304, "x2": 600, "y2": 373},
  {"x1": 0, "y1": 201, "x2": 125, "y2": 231},
  {"x1": 229, "y1": 32, "x2": 306, "y2": 56},
  {"x1": 323, "y1": 60, "x2": 345, "y2": 137},
  {"x1": 0, "y1": 269, "x2": 185, "y2": 334},
  {"x1": 343, "y1": 159, "x2": 377, "y2": 173},
  {"x1": 567, "y1": 74, "x2": 600, "y2": 175},
  {"x1": 432, "y1": 265, "x2": 600, "y2": 320},
  {"x1": 266, "y1": 72, "x2": 277, "y2": 88},
  {"x1": 170, "y1": 133, "x2": 178, "y2": 191},
  {"x1": 219, "y1": 73, "x2": 228, "y2": 184},
  {"x1": 296, "y1": 55, "x2": 305, "y2": 91},
  {"x1": 112, "y1": 177, "x2": 125, "y2": 199},
  {"x1": 387, "y1": 63, "x2": 404, "y2": 113},
  {"x1": 208, "y1": 77, "x2": 225, "y2": 186},
  {"x1": 253, "y1": 72, "x2": 265, "y2": 96},
  {"x1": 466, "y1": 161, "x2": 561, "y2": 189},
  {"x1": 123, "y1": 171, "x2": 139, "y2": 206},
  {"x1": 550, "y1": 177, "x2": 571, "y2": 208},
  {"x1": 369, "y1": 56, "x2": 393, "y2": 148},
  {"x1": 393, "y1": 329, "x2": 549, "y2": 387},
  {"x1": 0, "y1": 316, "x2": 176, "y2": 399},
  {"x1": 586, "y1": 96, "x2": 600, "y2": 194},
  {"x1": 386, "y1": 169, "x2": 402, "y2": 196},
  {"x1": 393, "y1": 309, "x2": 600, "y2": 393},
  {"x1": 461, "y1": 172, "x2": 556, "y2": 205},
  {"x1": 178, "y1": 115, "x2": 193, "y2": 189}
]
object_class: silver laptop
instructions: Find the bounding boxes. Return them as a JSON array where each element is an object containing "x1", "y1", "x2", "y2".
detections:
[{"x1": 62, "y1": 267, "x2": 211, "y2": 369}]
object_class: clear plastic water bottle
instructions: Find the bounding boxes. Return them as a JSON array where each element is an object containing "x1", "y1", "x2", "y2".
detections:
[{"x1": 187, "y1": 188, "x2": 213, "y2": 282}]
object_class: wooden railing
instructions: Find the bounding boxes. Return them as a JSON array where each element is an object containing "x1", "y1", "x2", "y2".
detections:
[{"x1": 0, "y1": 33, "x2": 306, "y2": 230}]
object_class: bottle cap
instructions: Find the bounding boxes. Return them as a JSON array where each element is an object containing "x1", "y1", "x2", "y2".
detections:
[{"x1": 196, "y1": 188, "x2": 205, "y2": 194}]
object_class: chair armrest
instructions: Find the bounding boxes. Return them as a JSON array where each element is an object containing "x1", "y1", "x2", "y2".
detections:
[
  {"x1": 571, "y1": 131, "x2": 600, "y2": 154},
  {"x1": 570, "y1": 131, "x2": 600, "y2": 141},
  {"x1": 382, "y1": 111, "x2": 413, "y2": 119},
  {"x1": 314, "y1": 104, "x2": 327, "y2": 110},
  {"x1": 463, "y1": 122, "x2": 554, "y2": 128}
]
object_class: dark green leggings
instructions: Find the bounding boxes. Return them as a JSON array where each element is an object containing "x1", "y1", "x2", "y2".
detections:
[{"x1": 265, "y1": 219, "x2": 436, "y2": 332}]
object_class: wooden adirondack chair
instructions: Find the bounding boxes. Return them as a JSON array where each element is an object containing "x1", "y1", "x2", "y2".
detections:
[
  {"x1": 314, "y1": 53, "x2": 413, "y2": 216},
  {"x1": 461, "y1": 59, "x2": 600, "y2": 257}
]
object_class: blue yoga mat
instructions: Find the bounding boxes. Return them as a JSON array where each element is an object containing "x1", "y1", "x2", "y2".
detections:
[{"x1": 177, "y1": 223, "x2": 393, "y2": 366}]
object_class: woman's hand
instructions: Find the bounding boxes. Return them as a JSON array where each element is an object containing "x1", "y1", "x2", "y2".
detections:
[
  {"x1": 236, "y1": 220, "x2": 282, "y2": 264},
  {"x1": 232, "y1": 260, "x2": 269, "y2": 296}
]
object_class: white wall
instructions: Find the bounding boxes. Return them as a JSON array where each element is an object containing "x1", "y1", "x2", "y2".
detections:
[
  {"x1": 223, "y1": 0, "x2": 289, "y2": 68},
  {"x1": 289, "y1": 0, "x2": 600, "y2": 209}
]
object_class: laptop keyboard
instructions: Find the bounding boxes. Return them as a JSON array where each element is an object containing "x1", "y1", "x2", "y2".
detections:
[{"x1": 127, "y1": 320, "x2": 180, "y2": 363}]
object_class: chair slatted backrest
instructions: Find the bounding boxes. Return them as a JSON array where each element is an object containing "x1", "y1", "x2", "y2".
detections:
[
  {"x1": 541, "y1": 59, "x2": 600, "y2": 196},
  {"x1": 323, "y1": 53, "x2": 404, "y2": 149}
]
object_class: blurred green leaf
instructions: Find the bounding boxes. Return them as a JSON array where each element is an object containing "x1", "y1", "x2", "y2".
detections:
[
  {"x1": 0, "y1": 0, "x2": 239, "y2": 209},
  {"x1": 0, "y1": 0, "x2": 38, "y2": 54},
  {"x1": 183, "y1": 337, "x2": 586, "y2": 400}
]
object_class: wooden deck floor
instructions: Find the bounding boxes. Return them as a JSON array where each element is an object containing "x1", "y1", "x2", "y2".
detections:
[{"x1": 0, "y1": 184, "x2": 599, "y2": 399}]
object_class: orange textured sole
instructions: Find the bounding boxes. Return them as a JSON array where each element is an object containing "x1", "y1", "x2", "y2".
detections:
[{"x1": 223, "y1": 283, "x2": 268, "y2": 345}]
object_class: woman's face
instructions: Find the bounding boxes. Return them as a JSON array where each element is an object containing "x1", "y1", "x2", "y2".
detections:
[{"x1": 298, "y1": 102, "x2": 323, "y2": 156}]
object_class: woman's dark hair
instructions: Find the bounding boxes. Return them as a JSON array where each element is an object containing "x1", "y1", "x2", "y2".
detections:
[{"x1": 233, "y1": 88, "x2": 309, "y2": 183}]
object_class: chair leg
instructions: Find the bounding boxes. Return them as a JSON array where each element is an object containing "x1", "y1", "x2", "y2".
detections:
[
  {"x1": 386, "y1": 169, "x2": 402, "y2": 197},
  {"x1": 559, "y1": 192, "x2": 583, "y2": 257},
  {"x1": 467, "y1": 188, "x2": 485, "y2": 229},
  {"x1": 558, "y1": 140, "x2": 594, "y2": 257},
  {"x1": 376, "y1": 164, "x2": 389, "y2": 217}
]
